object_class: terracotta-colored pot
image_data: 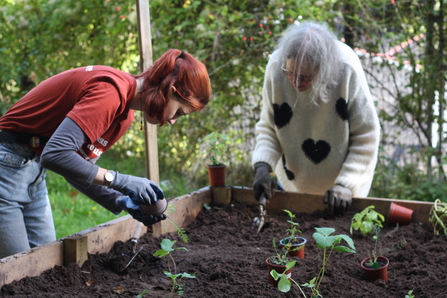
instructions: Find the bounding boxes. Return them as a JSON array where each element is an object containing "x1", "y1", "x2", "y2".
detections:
[
  {"x1": 388, "y1": 202, "x2": 413, "y2": 225},
  {"x1": 360, "y1": 256, "x2": 389, "y2": 282},
  {"x1": 266, "y1": 258, "x2": 293, "y2": 286},
  {"x1": 207, "y1": 165, "x2": 226, "y2": 187},
  {"x1": 279, "y1": 237, "x2": 307, "y2": 258}
]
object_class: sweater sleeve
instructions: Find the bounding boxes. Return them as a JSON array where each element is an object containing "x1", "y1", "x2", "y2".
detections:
[{"x1": 334, "y1": 61, "x2": 381, "y2": 197}]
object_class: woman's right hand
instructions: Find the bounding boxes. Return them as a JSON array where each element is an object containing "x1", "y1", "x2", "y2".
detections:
[{"x1": 108, "y1": 171, "x2": 165, "y2": 205}]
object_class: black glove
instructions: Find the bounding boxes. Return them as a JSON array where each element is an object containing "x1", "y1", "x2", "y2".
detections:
[
  {"x1": 252, "y1": 162, "x2": 274, "y2": 201},
  {"x1": 108, "y1": 171, "x2": 164, "y2": 205},
  {"x1": 323, "y1": 184, "x2": 352, "y2": 216},
  {"x1": 117, "y1": 196, "x2": 167, "y2": 226}
]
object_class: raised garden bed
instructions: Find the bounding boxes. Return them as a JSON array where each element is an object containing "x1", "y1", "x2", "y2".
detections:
[{"x1": 1, "y1": 187, "x2": 444, "y2": 297}]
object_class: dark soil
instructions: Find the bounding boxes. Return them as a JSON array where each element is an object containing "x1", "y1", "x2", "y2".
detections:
[{"x1": 1, "y1": 202, "x2": 446, "y2": 298}]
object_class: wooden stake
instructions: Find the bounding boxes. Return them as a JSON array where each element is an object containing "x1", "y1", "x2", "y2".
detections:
[{"x1": 63, "y1": 236, "x2": 88, "y2": 267}]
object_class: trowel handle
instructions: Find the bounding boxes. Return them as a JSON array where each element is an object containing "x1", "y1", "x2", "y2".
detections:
[
  {"x1": 131, "y1": 221, "x2": 145, "y2": 241},
  {"x1": 258, "y1": 193, "x2": 267, "y2": 207}
]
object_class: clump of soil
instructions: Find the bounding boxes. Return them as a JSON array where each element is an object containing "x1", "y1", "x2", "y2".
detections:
[{"x1": 1, "y1": 202, "x2": 446, "y2": 298}]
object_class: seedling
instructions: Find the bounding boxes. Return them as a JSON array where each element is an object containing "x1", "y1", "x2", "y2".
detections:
[
  {"x1": 202, "y1": 132, "x2": 229, "y2": 166},
  {"x1": 269, "y1": 210, "x2": 304, "y2": 265},
  {"x1": 163, "y1": 272, "x2": 196, "y2": 296},
  {"x1": 429, "y1": 199, "x2": 447, "y2": 235},
  {"x1": 283, "y1": 209, "x2": 302, "y2": 239},
  {"x1": 278, "y1": 209, "x2": 304, "y2": 253},
  {"x1": 367, "y1": 224, "x2": 402, "y2": 268},
  {"x1": 270, "y1": 260, "x2": 307, "y2": 297},
  {"x1": 166, "y1": 217, "x2": 189, "y2": 243},
  {"x1": 350, "y1": 205, "x2": 385, "y2": 234},
  {"x1": 271, "y1": 227, "x2": 355, "y2": 297},
  {"x1": 153, "y1": 239, "x2": 195, "y2": 297},
  {"x1": 302, "y1": 227, "x2": 356, "y2": 298},
  {"x1": 269, "y1": 237, "x2": 293, "y2": 265}
]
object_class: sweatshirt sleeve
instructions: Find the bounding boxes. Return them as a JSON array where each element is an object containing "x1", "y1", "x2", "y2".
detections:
[
  {"x1": 40, "y1": 117, "x2": 98, "y2": 188},
  {"x1": 65, "y1": 178, "x2": 124, "y2": 214}
]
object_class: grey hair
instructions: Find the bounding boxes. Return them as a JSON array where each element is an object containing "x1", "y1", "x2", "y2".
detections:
[{"x1": 275, "y1": 21, "x2": 343, "y2": 103}]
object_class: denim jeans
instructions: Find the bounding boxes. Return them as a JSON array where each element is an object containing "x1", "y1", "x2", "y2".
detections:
[{"x1": 0, "y1": 142, "x2": 56, "y2": 259}]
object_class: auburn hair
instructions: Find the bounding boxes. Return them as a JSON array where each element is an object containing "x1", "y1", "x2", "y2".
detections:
[{"x1": 134, "y1": 49, "x2": 211, "y2": 123}]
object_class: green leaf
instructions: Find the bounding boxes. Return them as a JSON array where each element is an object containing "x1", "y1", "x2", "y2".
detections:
[
  {"x1": 337, "y1": 234, "x2": 356, "y2": 250},
  {"x1": 313, "y1": 228, "x2": 336, "y2": 248},
  {"x1": 160, "y1": 238, "x2": 176, "y2": 252},
  {"x1": 278, "y1": 275, "x2": 291, "y2": 292},
  {"x1": 270, "y1": 269, "x2": 280, "y2": 281},
  {"x1": 153, "y1": 249, "x2": 169, "y2": 257},
  {"x1": 334, "y1": 245, "x2": 356, "y2": 254},
  {"x1": 285, "y1": 260, "x2": 296, "y2": 271}
]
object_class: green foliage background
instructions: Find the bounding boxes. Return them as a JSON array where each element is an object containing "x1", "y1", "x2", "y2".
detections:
[{"x1": 0, "y1": 0, "x2": 446, "y2": 237}]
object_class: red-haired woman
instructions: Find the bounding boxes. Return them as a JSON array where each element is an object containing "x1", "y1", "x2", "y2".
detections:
[{"x1": 0, "y1": 49, "x2": 211, "y2": 258}]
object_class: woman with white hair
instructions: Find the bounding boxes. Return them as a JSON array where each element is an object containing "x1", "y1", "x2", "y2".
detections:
[{"x1": 252, "y1": 21, "x2": 380, "y2": 215}]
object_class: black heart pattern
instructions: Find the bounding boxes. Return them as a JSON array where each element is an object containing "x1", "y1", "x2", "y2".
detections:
[
  {"x1": 336, "y1": 98, "x2": 348, "y2": 121},
  {"x1": 301, "y1": 139, "x2": 331, "y2": 164},
  {"x1": 273, "y1": 102, "x2": 293, "y2": 128},
  {"x1": 282, "y1": 154, "x2": 295, "y2": 180}
]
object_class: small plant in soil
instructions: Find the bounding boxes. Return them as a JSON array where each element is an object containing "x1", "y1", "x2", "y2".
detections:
[
  {"x1": 153, "y1": 239, "x2": 195, "y2": 297},
  {"x1": 429, "y1": 199, "x2": 447, "y2": 235},
  {"x1": 350, "y1": 205, "x2": 385, "y2": 235},
  {"x1": 269, "y1": 209, "x2": 303, "y2": 264},
  {"x1": 270, "y1": 260, "x2": 308, "y2": 297},
  {"x1": 201, "y1": 132, "x2": 229, "y2": 166},
  {"x1": 365, "y1": 224, "x2": 402, "y2": 269},
  {"x1": 272, "y1": 227, "x2": 355, "y2": 297},
  {"x1": 268, "y1": 237, "x2": 294, "y2": 265},
  {"x1": 280, "y1": 209, "x2": 304, "y2": 252},
  {"x1": 302, "y1": 227, "x2": 356, "y2": 298},
  {"x1": 166, "y1": 217, "x2": 189, "y2": 243}
]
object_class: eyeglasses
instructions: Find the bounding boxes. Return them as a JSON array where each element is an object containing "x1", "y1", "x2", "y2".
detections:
[{"x1": 281, "y1": 65, "x2": 314, "y2": 83}]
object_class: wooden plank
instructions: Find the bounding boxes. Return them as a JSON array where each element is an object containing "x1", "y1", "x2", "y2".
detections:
[
  {"x1": 230, "y1": 187, "x2": 434, "y2": 225},
  {"x1": 351, "y1": 196, "x2": 434, "y2": 225},
  {"x1": 74, "y1": 215, "x2": 147, "y2": 254},
  {"x1": 0, "y1": 241, "x2": 63, "y2": 287},
  {"x1": 0, "y1": 215, "x2": 144, "y2": 287},
  {"x1": 63, "y1": 236, "x2": 88, "y2": 266},
  {"x1": 136, "y1": 0, "x2": 159, "y2": 184},
  {"x1": 211, "y1": 186, "x2": 232, "y2": 206}
]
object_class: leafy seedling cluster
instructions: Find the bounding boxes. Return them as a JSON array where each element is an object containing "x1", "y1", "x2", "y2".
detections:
[
  {"x1": 271, "y1": 227, "x2": 356, "y2": 298},
  {"x1": 201, "y1": 132, "x2": 229, "y2": 166},
  {"x1": 350, "y1": 205, "x2": 385, "y2": 235}
]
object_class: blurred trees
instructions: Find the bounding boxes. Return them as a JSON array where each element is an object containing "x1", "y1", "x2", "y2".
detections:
[{"x1": 0, "y1": 0, "x2": 446, "y2": 200}]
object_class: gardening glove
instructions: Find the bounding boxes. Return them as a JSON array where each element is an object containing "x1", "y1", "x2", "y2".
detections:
[
  {"x1": 323, "y1": 184, "x2": 352, "y2": 216},
  {"x1": 108, "y1": 171, "x2": 164, "y2": 205},
  {"x1": 117, "y1": 196, "x2": 167, "y2": 226},
  {"x1": 253, "y1": 162, "x2": 274, "y2": 202}
]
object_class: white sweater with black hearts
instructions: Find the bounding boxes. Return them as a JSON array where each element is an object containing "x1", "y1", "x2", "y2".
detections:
[{"x1": 252, "y1": 41, "x2": 381, "y2": 197}]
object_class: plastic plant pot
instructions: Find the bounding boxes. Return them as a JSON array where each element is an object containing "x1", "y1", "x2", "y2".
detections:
[
  {"x1": 279, "y1": 237, "x2": 307, "y2": 259},
  {"x1": 388, "y1": 202, "x2": 413, "y2": 225},
  {"x1": 360, "y1": 256, "x2": 389, "y2": 282}
]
